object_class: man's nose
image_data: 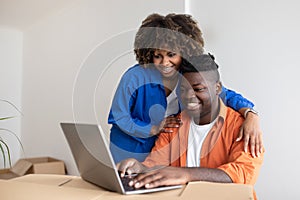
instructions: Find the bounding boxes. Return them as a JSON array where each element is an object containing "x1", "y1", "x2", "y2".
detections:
[{"x1": 186, "y1": 88, "x2": 196, "y2": 98}]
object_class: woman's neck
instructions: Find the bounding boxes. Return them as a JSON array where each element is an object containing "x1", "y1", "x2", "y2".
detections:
[{"x1": 163, "y1": 76, "x2": 178, "y2": 97}]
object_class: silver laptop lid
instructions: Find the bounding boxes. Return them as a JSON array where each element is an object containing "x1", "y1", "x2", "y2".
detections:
[
  {"x1": 60, "y1": 122, "x2": 125, "y2": 194},
  {"x1": 61, "y1": 122, "x2": 182, "y2": 195}
]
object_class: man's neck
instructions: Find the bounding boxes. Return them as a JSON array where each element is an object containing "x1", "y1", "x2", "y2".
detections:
[{"x1": 194, "y1": 100, "x2": 220, "y2": 125}]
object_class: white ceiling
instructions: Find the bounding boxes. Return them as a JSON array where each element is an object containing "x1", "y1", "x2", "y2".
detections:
[{"x1": 0, "y1": 0, "x2": 75, "y2": 31}]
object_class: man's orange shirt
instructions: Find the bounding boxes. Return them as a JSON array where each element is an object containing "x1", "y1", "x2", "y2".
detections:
[{"x1": 143, "y1": 100, "x2": 264, "y2": 185}]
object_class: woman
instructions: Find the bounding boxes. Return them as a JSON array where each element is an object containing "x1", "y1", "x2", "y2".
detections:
[{"x1": 108, "y1": 13, "x2": 262, "y2": 163}]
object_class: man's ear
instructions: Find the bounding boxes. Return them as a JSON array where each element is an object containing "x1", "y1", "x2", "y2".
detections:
[{"x1": 216, "y1": 81, "x2": 222, "y2": 95}]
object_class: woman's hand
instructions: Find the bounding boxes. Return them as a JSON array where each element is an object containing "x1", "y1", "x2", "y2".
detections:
[
  {"x1": 236, "y1": 112, "x2": 264, "y2": 158},
  {"x1": 150, "y1": 115, "x2": 182, "y2": 136}
]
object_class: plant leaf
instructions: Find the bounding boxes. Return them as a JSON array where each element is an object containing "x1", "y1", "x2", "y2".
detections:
[
  {"x1": 0, "y1": 116, "x2": 16, "y2": 121},
  {"x1": 0, "y1": 140, "x2": 8, "y2": 168},
  {"x1": 0, "y1": 99, "x2": 23, "y2": 168},
  {"x1": 0, "y1": 99, "x2": 23, "y2": 116},
  {"x1": 0, "y1": 128, "x2": 26, "y2": 158}
]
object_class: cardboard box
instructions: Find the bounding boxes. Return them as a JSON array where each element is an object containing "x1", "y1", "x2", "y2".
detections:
[
  {"x1": 0, "y1": 168, "x2": 17, "y2": 179},
  {"x1": 0, "y1": 174, "x2": 255, "y2": 200},
  {"x1": 0, "y1": 157, "x2": 65, "y2": 179}
]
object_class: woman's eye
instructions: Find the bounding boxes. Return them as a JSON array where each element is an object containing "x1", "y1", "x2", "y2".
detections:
[
  {"x1": 168, "y1": 52, "x2": 176, "y2": 57},
  {"x1": 153, "y1": 54, "x2": 161, "y2": 59}
]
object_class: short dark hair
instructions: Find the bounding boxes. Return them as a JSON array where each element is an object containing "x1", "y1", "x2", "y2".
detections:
[{"x1": 181, "y1": 54, "x2": 220, "y2": 81}]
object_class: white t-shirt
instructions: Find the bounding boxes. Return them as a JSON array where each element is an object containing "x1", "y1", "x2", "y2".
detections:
[
  {"x1": 165, "y1": 81, "x2": 179, "y2": 117},
  {"x1": 186, "y1": 118, "x2": 216, "y2": 167}
]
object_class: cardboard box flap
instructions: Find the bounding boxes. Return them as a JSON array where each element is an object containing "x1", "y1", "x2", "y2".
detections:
[
  {"x1": 12, "y1": 174, "x2": 73, "y2": 186},
  {"x1": 27, "y1": 157, "x2": 66, "y2": 175},
  {"x1": 180, "y1": 181, "x2": 254, "y2": 200},
  {"x1": 0, "y1": 169, "x2": 19, "y2": 179},
  {"x1": 7, "y1": 174, "x2": 256, "y2": 200},
  {"x1": 0, "y1": 180, "x2": 106, "y2": 200},
  {"x1": 4, "y1": 157, "x2": 66, "y2": 178},
  {"x1": 10, "y1": 159, "x2": 32, "y2": 176}
]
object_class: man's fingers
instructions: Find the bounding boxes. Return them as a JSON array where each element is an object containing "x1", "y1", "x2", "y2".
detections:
[
  {"x1": 117, "y1": 163, "x2": 129, "y2": 177},
  {"x1": 145, "y1": 177, "x2": 167, "y2": 188},
  {"x1": 117, "y1": 159, "x2": 139, "y2": 177},
  {"x1": 132, "y1": 172, "x2": 162, "y2": 189}
]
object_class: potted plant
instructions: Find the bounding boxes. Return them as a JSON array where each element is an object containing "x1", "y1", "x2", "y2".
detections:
[{"x1": 0, "y1": 99, "x2": 24, "y2": 168}]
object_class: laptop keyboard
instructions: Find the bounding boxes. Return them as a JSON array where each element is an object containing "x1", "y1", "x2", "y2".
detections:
[
  {"x1": 120, "y1": 175, "x2": 136, "y2": 191},
  {"x1": 120, "y1": 174, "x2": 148, "y2": 191}
]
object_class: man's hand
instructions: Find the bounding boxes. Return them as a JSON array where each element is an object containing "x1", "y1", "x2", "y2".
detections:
[
  {"x1": 129, "y1": 166, "x2": 188, "y2": 189},
  {"x1": 236, "y1": 112, "x2": 264, "y2": 158},
  {"x1": 116, "y1": 158, "x2": 146, "y2": 177}
]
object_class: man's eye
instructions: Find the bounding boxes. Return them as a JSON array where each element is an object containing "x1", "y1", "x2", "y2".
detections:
[{"x1": 194, "y1": 88, "x2": 204, "y2": 92}]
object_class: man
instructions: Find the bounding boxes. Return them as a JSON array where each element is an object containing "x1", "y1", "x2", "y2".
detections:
[{"x1": 117, "y1": 54, "x2": 264, "y2": 198}]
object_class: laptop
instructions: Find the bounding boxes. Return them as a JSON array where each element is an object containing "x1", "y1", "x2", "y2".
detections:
[{"x1": 60, "y1": 122, "x2": 182, "y2": 194}]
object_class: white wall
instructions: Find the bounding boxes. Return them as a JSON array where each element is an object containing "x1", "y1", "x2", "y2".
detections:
[
  {"x1": 187, "y1": 0, "x2": 300, "y2": 199},
  {"x1": 21, "y1": 0, "x2": 184, "y2": 175},
  {"x1": 0, "y1": 27, "x2": 23, "y2": 167}
]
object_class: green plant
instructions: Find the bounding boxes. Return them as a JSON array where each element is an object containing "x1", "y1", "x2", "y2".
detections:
[{"x1": 0, "y1": 99, "x2": 24, "y2": 168}]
